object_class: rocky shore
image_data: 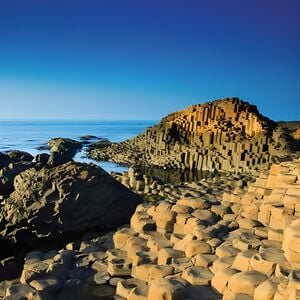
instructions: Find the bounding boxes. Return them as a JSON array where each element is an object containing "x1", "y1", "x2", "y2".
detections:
[
  {"x1": 0, "y1": 99, "x2": 299, "y2": 299},
  {"x1": 0, "y1": 155, "x2": 299, "y2": 299},
  {"x1": 87, "y1": 98, "x2": 300, "y2": 174}
]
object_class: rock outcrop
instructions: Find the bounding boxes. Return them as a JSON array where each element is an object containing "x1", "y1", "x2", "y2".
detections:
[
  {"x1": 0, "y1": 163, "x2": 33, "y2": 196},
  {"x1": 3, "y1": 158, "x2": 299, "y2": 299},
  {"x1": 48, "y1": 138, "x2": 82, "y2": 156},
  {"x1": 0, "y1": 161, "x2": 142, "y2": 247},
  {"x1": 47, "y1": 138, "x2": 82, "y2": 166},
  {"x1": 6, "y1": 151, "x2": 34, "y2": 163},
  {"x1": 0, "y1": 152, "x2": 11, "y2": 169},
  {"x1": 88, "y1": 98, "x2": 297, "y2": 174}
]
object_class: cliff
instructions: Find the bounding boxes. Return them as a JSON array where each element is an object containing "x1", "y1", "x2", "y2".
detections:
[{"x1": 88, "y1": 98, "x2": 298, "y2": 174}]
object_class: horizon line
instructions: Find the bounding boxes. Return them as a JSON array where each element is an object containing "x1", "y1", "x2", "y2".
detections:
[{"x1": 0, "y1": 118, "x2": 159, "y2": 122}]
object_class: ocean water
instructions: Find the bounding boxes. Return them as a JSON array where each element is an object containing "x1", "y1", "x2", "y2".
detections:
[{"x1": 0, "y1": 120, "x2": 156, "y2": 173}]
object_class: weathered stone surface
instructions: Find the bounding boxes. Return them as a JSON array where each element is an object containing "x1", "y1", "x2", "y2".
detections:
[
  {"x1": 1, "y1": 161, "x2": 142, "y2": 247},
  {"x1": 182, "y1": 267, "x2": 213, "y2": 285},
  {"x1": 148, "y1": 278, "x2": 186, "y2": 300},
  {"x1": 48, "y1": 138, "x2": 82, "y2": 157},
  {"x1": 0, "y1": 162, "x2": 33, "y2": 195},
  {"x1": 0, "y1": 152, "x2": 10, "y2": 169},
  {"x1": 185, "y1": 240, "x2": 212, "y2": 258},
  {"x1": 6, "y1": 150, "x2": 34, "y2": 163},
  {"x1": 116, "y1": 278, "x2": 147, "y2": 298},
  {"x1": 227, "y1": 271, "x2": 268, "y2": 296},
  {"x1": 282, "y1": 219, "x2": 300, "y2": 266},
  {"x1": 211, "y1": 268, "x2": 239, "y2": 294},
  {"x1": 88, "y1": 98, "x2": 296, "y2": 174},
  {"x1": 254, "y1": 279, "x2": 279, "y2": 300},
  {"x1": 2, "y1": 155, "x2": 300, "y2": 300},
  {"x1": 47, "y1": 138, "x2": 82, "y2": 166}
]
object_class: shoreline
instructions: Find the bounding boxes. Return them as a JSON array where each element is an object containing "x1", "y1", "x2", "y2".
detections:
[
  {"x1": 0, "y1": 148, "x2": 299, "y2": 299},
  {"x1": 0, "y1": 98, "x2": 299, "y2": 299}
]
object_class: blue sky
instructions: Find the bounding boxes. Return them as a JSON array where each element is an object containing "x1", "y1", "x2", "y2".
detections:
[{"x1": 0, "y1": 0, "x2": 299, "y2": 120}]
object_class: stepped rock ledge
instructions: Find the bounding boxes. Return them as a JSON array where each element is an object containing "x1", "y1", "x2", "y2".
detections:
[
  {"x1": 0, "y1": 97, "x2": 299, "y2": 299},
  {"x1": 88, "y1": 98, "x2": 299, "y2": 174}
]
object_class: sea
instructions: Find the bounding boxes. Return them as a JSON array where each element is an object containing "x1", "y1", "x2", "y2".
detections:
[
  {"x1": 0, "y1": 120, "x2": 214, "y2": 183},
  {"x1": 0, "y1": 120, "x2": 156, "y2": 173}
]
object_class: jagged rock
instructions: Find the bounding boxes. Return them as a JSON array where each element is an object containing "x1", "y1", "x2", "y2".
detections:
[
  {"x1": 88, "y1": 138, "x2": 112, "y2": 149},
  {"x1": 47, "y1": 151, "x2": 72, "y2": 166},
  {"x1": 35, "y1": 153, "x2": 50, "y2": 165},
  {"x1": 47, "y1": 138, "x2": 82, "y2": 165},
  {"x1": 0, "y1": 162, "x2": 33, "y2": 195},
  {"x1": 6, "y1": 150, "x2": 34, "y2": 163},
  {"x1": 2, "y1": 158, "x2": 300, "y2": 299},
  {"x1": 1, "y1": 161, "x2": 142, "y2": 247},
  {"x1": 48, "y1": 138, "x2": 82, "y2": 155}
]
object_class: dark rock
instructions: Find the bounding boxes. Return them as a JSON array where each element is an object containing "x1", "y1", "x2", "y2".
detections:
[
  {"x1": 48, "y1": 138, "x2": 82, "y2": 156},
  {"x1": 0, "y1": 152, "x2": 10, "y2": 169},
  {"x1": 57, "y1": 281, "x2": 115, "y2": 300},
  {"x1": 6, "y1": 151, "x2": 33, "y2": 163},
  {"x1": 88, "y1": 139, "x2": 112, "y2": 150},
  {"x1": 79, "y1": 135, "x2": 98, "y2": 141},
  {"x1": 47, "y1": 152, "x2": 72, "y2": 167},
  {"x1": 36, "y1": 144, "x2": 50, "y2": 151},
  {"x1": 80, "y1": 135, "x2": 100, "y2": 146},
  {"x1": 0, "y1": 163, "x2": 33, "y2": 195},
  {"x1": 35, "y1": 153, "x2": 50, "y2": 165},
  {"x1": 1, "y1": 161, "x2": 142, "y2": 248},
  {"x1": 0, "y1": 257, "x2": 22, "y2": 281}
]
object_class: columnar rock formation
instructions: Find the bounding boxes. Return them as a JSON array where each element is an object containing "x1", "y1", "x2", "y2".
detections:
[
  {"x1": 89, "y1": 98, "x2": 297, "y2": 174},
  {"x1": 3, "y1": 158, "x2": 299, "y2": 299},
  {"x1": 108, "y1": 158, "x2": 300, "y2": 299}
]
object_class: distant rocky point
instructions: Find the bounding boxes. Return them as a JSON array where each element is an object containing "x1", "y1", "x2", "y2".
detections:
[{"x1": 88, "y1": 98, "x2": 300, "y2": 174}]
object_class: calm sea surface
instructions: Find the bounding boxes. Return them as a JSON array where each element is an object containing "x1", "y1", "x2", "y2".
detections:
[{"x1": 0, "y1": 120, "x2": 156, "y2": 173}]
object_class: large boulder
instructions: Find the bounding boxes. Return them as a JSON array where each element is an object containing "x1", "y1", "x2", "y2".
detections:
[
  {"x1": 0, "y1": 152, "x2": 10, "y2": 169},
  {"x1": 1, "y1": 161, "x2": 142, "y2": 246},
  {"x1": 47, "y1": 138, "x2": 82, "y2": 165},
  {"x1": 88, "y1": 139, "x2": 112, "y2": 149},
  {"x1": 0, "y1": 163, "x2": 33, "y2": 195},
  {"x1": 6, "y1": 151, "x2": 33, "y2": 163}
]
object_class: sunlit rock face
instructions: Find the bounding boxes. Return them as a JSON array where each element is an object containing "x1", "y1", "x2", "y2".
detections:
[
  {"x1": 89, "y1": 98, "x2": 296, "y2": 174},
  {"x1": 0, "y1": 161, "x2": 142, "y2": 248}
]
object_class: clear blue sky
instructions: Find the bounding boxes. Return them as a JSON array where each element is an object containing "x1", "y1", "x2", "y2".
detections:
[{"x1": 0, "y1": 0, "x2": 299, "y2": 121}]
